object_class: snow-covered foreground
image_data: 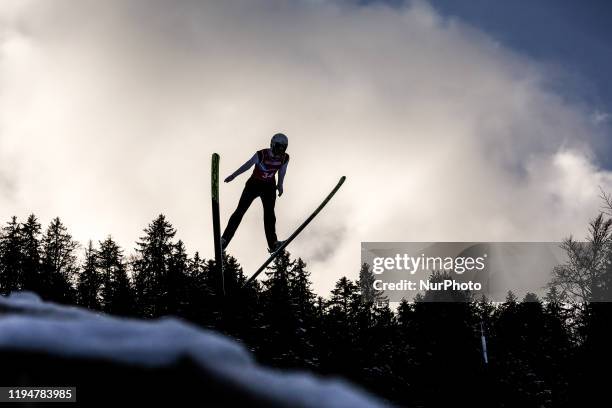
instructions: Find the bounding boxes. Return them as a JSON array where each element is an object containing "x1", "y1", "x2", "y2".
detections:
[{"x1": 0, "y1": 292, "x2": 388, "y2": 407}]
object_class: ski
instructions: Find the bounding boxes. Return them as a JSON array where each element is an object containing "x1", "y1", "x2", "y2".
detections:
[
  {"x1": 244, "y1": 176, "x2": 346, "y2": 287},
  {"x1": 211, "y1": 153, "x2": 225, "y2": 295}
]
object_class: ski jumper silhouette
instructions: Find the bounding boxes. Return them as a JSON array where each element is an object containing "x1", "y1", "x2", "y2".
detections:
[{"x1": 221, "y1": 133, "x2": 289, "y2": 253}]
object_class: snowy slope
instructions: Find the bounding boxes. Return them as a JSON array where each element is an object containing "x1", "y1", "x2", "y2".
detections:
[{"x1": 0, "y1": 292, "x2": 389, "y2": 407}]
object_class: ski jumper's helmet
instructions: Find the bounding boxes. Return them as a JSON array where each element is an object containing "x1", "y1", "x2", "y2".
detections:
[{"x1": 270, "y1": 133, "x2": 288, "y2": 155}]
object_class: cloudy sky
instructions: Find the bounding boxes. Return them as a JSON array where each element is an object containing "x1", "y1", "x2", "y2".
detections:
[{"x1": 1, "y1": 0, "x2": 611, "y2": 295}]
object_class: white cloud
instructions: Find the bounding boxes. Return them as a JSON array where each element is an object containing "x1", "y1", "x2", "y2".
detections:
[
  {"x1": 592, "y1": 110, "x2": 611, "y2": 125},
  {"x1": 1, "y1": 0, "x2": 611, "y2": 295}
]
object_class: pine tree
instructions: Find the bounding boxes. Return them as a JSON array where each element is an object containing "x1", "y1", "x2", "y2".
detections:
[
  {"x1": 289, "y1": 258, "x2": 316, "y2": 317},
  {"x1": 221, "y1": 253, "x2": 262, "y2": 344},
  {"x1": 132, "y1": 214, "x2": 176, "y2": 317},
  {"x1": 329, "y1": 277, "x2": 358, "y2": 317},
  {"x1": 490, "y1": 291, "x2": 573, "y2": 406},
  {"x1": 505, "y1": 290, "x2": 518, "y2": 304},
  {"x1": 315, "y1": 296, "x2": 327, "y2": 319},
  {"x1": 362, "y1": 301, "x2": 398, "y2": 399},
  {"x1": 77, "y1": 241, "x2": 102, "y2": 310},
  {"x1": 358, "y1": 263, "x2": 387, "y2": 307},
  {"x1": 183, "y1": 252, "x2": 216, "y2": 326},
  {"x1": 165, "y1": 240, "x2": 190, "y2": 316},
  {"x1": 544, "y1": 285, "x2": 566, "y2": 304},
  {"x1": 0, "y1": 217, "x2": 23, "y2": 294},
  {"x1": 288, "y1": 258, "x2": 317, "y2": 368},
  {"x1": 98, "y1": 236, "x2": 134, "y2": 316},
  {"x1": 259, "y1": 250, "x2": 295, "y2": 365},
  {"x1": 322, "y1": 277, "x2": 361, "y2": 377},
  {"x1": 40, "y1": 217, "x2": 78, "y2": 303},
  {"x1": 21, "y1": 214, "x2": 42, "y2": 293}
]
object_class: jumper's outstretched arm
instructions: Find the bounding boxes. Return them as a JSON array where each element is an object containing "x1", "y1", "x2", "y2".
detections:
[{"x1": 225, "y1": 153, "x2": 257, "y2": 182}]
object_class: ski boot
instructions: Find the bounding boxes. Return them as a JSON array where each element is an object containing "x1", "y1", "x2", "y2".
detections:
[{"x1": 268, "y1": 240, "x2": 285, "y2": 254}]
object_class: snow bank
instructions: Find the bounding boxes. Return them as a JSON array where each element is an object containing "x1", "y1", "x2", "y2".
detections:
[{"x1": 0, "y1": 292, "x2": 389, "y2": 407}]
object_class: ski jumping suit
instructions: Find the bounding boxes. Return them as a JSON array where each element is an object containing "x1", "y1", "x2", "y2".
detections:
[{"x1": 222, "y1": 149, "x2": 289, "y2": 249}]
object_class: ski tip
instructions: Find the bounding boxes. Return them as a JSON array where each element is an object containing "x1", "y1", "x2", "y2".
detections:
[
  {"x1": 340, "y1": 175, "x2": 346, "y2": 183},
  {"x1": 212, "y1": 153, "x2": 220, "y2": 160}
]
